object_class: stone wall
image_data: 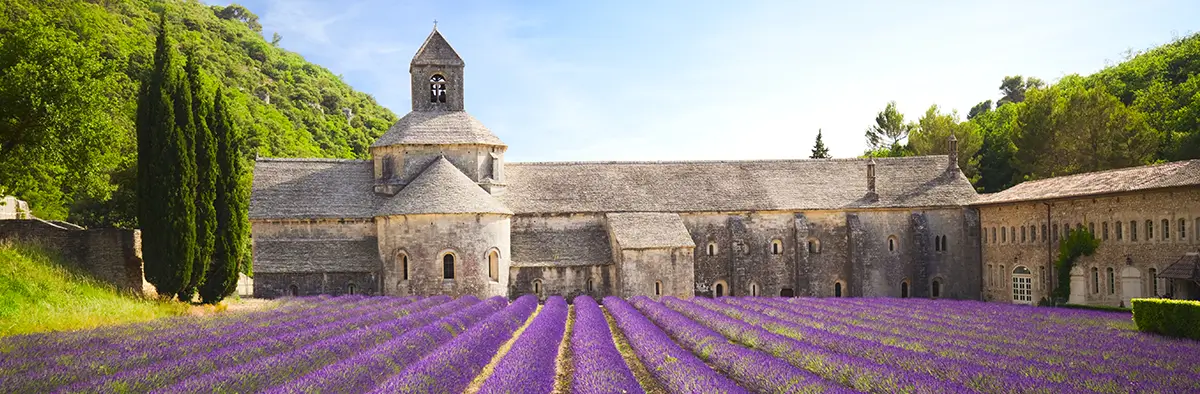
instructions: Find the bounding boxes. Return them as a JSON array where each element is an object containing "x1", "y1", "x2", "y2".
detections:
[
  {"x1": 371, "y1": 144, "x2": 505, "y2": 192},
  {"x1": 251, "y1": 218, "x2": 381, "y2": 298},
  {"x1": 509, "y1": 264, "x2": 614, "y2": 302},
  {"x1": 615, "y1": 248, "x2": 694, "y2": 299},
  {"x1": 0, "y1": 220, "x2": 145, "y2": 294},
  {"x1": 377, "y1": 213, "x2": 510, "y2": 299},
  {"x1": 254, "y1": 272, "x2": 378, "y2": 298},
  {"x1": 979, "y1": 187, "x2": 1200, "y2": 306}
]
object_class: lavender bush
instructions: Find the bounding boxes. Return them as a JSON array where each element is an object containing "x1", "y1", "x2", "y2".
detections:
[
  {"x1": 478, "y1": 296, "x2": 568, "y2": 394},
  {"x1": 568, "y1": 296, "x2": 642, "y2": 394}
]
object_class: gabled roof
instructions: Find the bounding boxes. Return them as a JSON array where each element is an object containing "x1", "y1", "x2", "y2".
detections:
[
  {"x1": 378, "y1": 156, "x2": 512, "y2": 216},
  {"x1": 497, "y1": 156, "x2": 976, "y2": 214},
  {"x1": 371, "y1": 111, "x2": 505, "y2": 147},
  {"x1": 411, "y1": 28, "x2": 464, "y2": 66},
  {"x1": 974, "y1": 160, "x2": 1200, "y2": 205},
  {"x1": 250, "y1": 159, "x2": 378, "y2": 220},
  {"x1": 1159, "y1": 252, "x2": 1200, "y2": 281},
  {"x1": 606, "y1": 212, "x2": 695, "y2": 249}
]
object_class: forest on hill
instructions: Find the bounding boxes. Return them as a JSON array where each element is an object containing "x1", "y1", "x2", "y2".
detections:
[
  {"x1": 859, "y1": 32, "x2": 1200, "y2": 192},
  {"x1": 0, "y1": 0, "x2": 397, "y2": 225}
]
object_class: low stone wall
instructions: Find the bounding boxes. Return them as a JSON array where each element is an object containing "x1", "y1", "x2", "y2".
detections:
[
  {"x1": 0, "y1": 219, "x2": 146, "y2": 294},
  {"x1": 254, "y1": 272, "x2": 378, "y2": 298}
]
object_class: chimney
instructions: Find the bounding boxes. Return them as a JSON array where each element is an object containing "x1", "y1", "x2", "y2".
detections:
[
  {"x1": 866, "y1": 158, "x2": 878, "y2": 201},
  {"x1": 947, "y1": 133, "x2": 959, "y2": 170}
]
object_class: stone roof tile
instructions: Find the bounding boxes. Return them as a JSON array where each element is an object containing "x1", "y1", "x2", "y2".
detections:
[
  {"x1": 511, "y1": 227, "x2": 612, "y2": 267},
  {"x1": 498, "y1": 156, "x2": 976, "y2": 214},
  {"x1": 254, "y1": 238, "x2": 380, "y2": 273},
  {"x1": 249, "y1": 158, "x2": 379, "y2": 220},
  {"x1": 371, "y1": 111, "x2": 504, "y2": 147},
  {"x1": 378, "y1": 156, "x2": 512, "y2": 216},
  {"x1": 1159, "y1": 252, "x2": 1200, "y2": 281},
  {"x1": 606, "y1": 212, "x2": 695, "y2": 249},
  {"x1": 411, "y1": 28, "x2": 464, "y2": 66},
  {"x1": 974, "y1": 159, "x2": 1200, "y2": 205}
]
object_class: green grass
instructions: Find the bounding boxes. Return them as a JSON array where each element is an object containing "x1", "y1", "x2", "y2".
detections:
[{"x1": 0, "y1": 242, "x2": 189, "y2": 337}]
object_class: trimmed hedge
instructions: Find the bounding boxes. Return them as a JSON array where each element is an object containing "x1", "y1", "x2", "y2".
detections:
[{"x1": 1131, "y1": 298, "x2": 1200, "y2": 340}]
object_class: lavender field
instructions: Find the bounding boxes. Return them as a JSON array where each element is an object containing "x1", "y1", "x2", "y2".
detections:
[{"x1": 1, "y1": 295, "x2": 1197, "y2": 393}]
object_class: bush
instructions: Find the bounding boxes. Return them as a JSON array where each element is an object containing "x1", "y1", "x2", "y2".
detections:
[{"x1": 1131, "y1": 298, "x2": 1200, "y2": 340}]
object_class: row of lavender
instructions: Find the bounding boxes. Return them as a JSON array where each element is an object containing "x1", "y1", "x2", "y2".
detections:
[{"x1": 3, "y1": 294, "x2": 1196, "y2": 393}]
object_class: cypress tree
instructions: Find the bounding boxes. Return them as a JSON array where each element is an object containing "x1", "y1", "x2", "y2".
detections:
[
  {"x1": 162, "y1": 18, "x2": 197, "y2": 299},
  {"x1": 185, "y1": 53, "x2": 217, "y2": 297},
  {"x1": 201, "y1": 89, "x2": 247, "y2": 304},
  {"x1": 137, "y1": 14, "x2": 187, "y2": 298}
]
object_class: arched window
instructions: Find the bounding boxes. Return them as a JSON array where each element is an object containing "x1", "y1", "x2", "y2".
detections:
[
  {"x1": 1179, "y1": 218, "x2": 1187, "y2": 240},
  {"x1": 1012, "y1": 266, "x2": 1032, "y2": 304},
  {"x1": 706, "y1": 242, "x2": 717, "y2": 256},
  {"x1": 347, "y1": 283, "x2": 356, "y2": 295},
  {"x1": 834, "y1": 282, "x2": 843, "y2": 298},
  {"x1": 1001, "y1": 227, "x2": 1007, "y2": 243},
  {"x1": 1091, "y1": 267, "x2": 1099, "y2": 294},
  {"x1": 289, "y1": 285, "x2": 299, "y2": 297},
  {"x1": 934, "y1": 236, "x2": 941, "y2": 251},
  {"x1": 1020, "y1": 227, "x2": 1026, "y2": 243},
  {"x1": 654, "y1": 281, "x2": 662, "y2": 296},
  {"x1": 488, "y1": 249, "x2": 499, "y2": 282},
  {"x1": 1107, "y1": 267, "x2": 1115, "y2": 294},
  {"x1": 533, "y1": 279, "x2": 542, "y2": 296},
  {"x1": 770, "y1": 239, "x2": 783, "y2": 255},
  {"x1": 1030, "y1": 225, "x2": 1037, "y2": 242},
  {"x1": 1010, "y1": 227, "x2": 1016, "y2": 242},
  {"x1": 1163, "y1": 219, "x2": 1170, "y2": 240},
  {"x1": 931, "y1": 279, "x2": 942, "y2": 299},
  {"x1": 1146, "y1": 220, "x2": 1154, "y2": 240},
  {"x1": 991, "y1": 227, "x2": 996, "y2": 244},
  {"x1": 1102, "y1": 222, "x2": 1109, "y2": 240},
  {"x1": 1088, "y1": 222, "x2": 1095, "y2": 237},
  {"x1": 1149, "y1": 268, "x2": 1158, "y2": 295},
  {"x1": 987, "y1": 264, "x2": 994, "y2": 287},
  {"x1": 429, "y1": 74, "x2": 447, "y2": 103},
  {"x1": 399, "y1": 252, "x2": 409, "y2": 281},
  {"x1": 1052, "y1": 224, "x2": 1059, "y2": 241},
  {"x1": 999, "y1": 265, "x2": 1005, "y2": 287},
  {"x1": 442, "y1": 252, "x2": 455, "y2": 280},
  {"x1": 586, "y1": 278, "x2": 594, "y2": 293},
  {"x1": 1116, "y1": 221, "x2": 1124, "y2": 240},
  {"x1": 749, "y1": 282, "x2": 759, "y2": 297},
  {"x1": 1041, "y1": 224, "x2": 1047, "y2": 242},
  {"x1": 888, "y1": 236, "x2": 897, "y2": 252},
  {"x1": 713, "y1": 282, "x2": 725, "y2": 297},
  {"x1": 940, "y1": 235, "x2": 948, "y2": 252},
  {"x1": 900, "y1": 280, "x2": 910, "y2": 298},
  {"x1": 807, "y1": 238, "x2": 821, "y2": 254}
]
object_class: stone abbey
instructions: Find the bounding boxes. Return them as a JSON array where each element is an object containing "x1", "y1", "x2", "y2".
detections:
[{"x1": 249, "y1": 28, "x2": 1200, "y2": 306}]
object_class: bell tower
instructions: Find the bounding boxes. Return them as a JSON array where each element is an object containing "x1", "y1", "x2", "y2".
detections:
[{"x1": 410, "y1": 26, "x2": 465, "y2": 112}]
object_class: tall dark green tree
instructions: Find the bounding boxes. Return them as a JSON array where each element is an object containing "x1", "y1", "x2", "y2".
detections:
[
  {"x1": 809, "y1": 129, "x2": 831, "y2": 159},
  {"x1": 201, "y1": 88, "x2": 247, "y2": 304},
  {"x1": 185, "y1": 53, "x2": 217, "y2": 298},
  {"x1": 137, "y1": 14, "x2": 195, "y2": 299}
]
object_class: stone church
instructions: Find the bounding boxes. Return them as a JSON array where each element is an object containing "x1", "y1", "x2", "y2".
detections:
[{"x1": 249, "y1": 28, "x2": 984, "y2": 301}]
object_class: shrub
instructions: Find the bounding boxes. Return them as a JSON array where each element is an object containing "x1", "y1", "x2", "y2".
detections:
[{"x1": 1131, "y1": 298, "x2": 1200, "y2": 340}]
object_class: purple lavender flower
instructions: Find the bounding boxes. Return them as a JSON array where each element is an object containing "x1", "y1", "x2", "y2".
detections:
[
  {"x1": 568, "y1": 296, "x2": 643, "y2": 394},
  {"x1": 478, "y1": 296, "x2": 568, "y2": 394}
]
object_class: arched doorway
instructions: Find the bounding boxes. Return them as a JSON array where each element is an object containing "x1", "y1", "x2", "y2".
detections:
[
  {"x1": 1012, "y1": 266, "x2": 1033, "y2": 304},
  {"x1": 289, "y1": 285, "x2": 299, "y2": 297},
  {"x1": 714, "y1": 283, "x2": 725, "y2": 297},
  {"x1": 834, "y1": 282, "x2": 843, "y2": 297},
  {"x1": 780, "y1": 288, "x2": 794, "y2": 297},
  {"x1": 931, "y1": 279, "x2": 942, "y2": 299},
  {"x1": 901, "y1": 280, "x2": 910, "y2": 298}
]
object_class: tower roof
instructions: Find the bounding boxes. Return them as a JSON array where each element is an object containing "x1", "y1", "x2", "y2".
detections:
[
  {"x1": 371, "y1": 110, "x2": 505, "y2": 147},
  {"x1": 378, "y1": 156, "x2": 512, "y2": 216},
  {"x1": 411, "y1": 28, "x2": 464, "y2": 67}
]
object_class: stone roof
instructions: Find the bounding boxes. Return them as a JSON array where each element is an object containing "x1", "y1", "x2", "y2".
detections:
[
  {"x1": 250, "y1": 158, "x2": 379, "y2": 220},
  {"x1": 371, "y1": 111, "x2": 505, "y2": 147},
  {"x1": 411, "y1": 28, "x2": 463, "y2": 66},
  {"x1": 378, "y1": 156, "x2": 512, "y2": 216},
  {"x1": 498, "y1": 156, "x2": 976, "y2": 214},
  {"x1": 606, "y1": 212, "x2": 695, "y2": 249},
  {"x1": 1159, "y1": 252, "x2": 1200, "y2": 281},
  {"x1": 974, "y1": 160, "x2": 1200, "y2": 205},
  {"x1": 511, "y1": 227, "x2": 612, "y2": 267},
  {"x1": 254, "y1": 238, "x2": 380, "y2": 273}
]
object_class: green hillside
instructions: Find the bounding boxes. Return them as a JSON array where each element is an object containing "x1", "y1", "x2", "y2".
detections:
[
  {"x1": 0, "y1": 0, "x2": 397, "y2": 225},
  {"x1": 0, "y1": 242, "x2": 189, "y2": 336}
]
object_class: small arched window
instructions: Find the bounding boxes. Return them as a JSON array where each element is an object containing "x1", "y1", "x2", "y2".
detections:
[
  {"x1": 1020, "y1": 227, "x2": 1026, "y2": 243},
  {"x1": 807, "y1": 238, "x2": 820, "y2": 254},
  {"x1": 931, "y1": 279, "x2": 941, "y2": 298},
  {"x1": 488, "y1": 249, "x2": 499, "y2": 282},
  {"x1": 706, "y1": 242, "x2": 717, "y2": 256},
  {"x1": 1041, "y1": 224, "x2": 1047, "y2": 242},
  {"x1": 442, "y1": 252, "x2": 455, "y2": 280},
  {"x1": 934, "y1": 236, "x2": 941, "y2": 251},
  {"x1": 533, "y1": 279, "x2": 542, "y2": 296},
  {"x1": 1130, "y1": 221, "x2": 1138, "y2": 241},
  {"x1": 1107, "y1": 267, "x2": 1115, "y2": 294},
  {"x1": 1179, "y1": 218, "x2": 1186, "y2": 240},
  {"x1": 750, "y1": 282, "x2": 759, "y2": 297},
  {"x1": 289, "y1": 285, "x2": 299, "y2": 297},
  {"x1": 1149, "y1": 268, "x2": 1158, "y2": 295},
  {"x1": 399, "y1": 252, "x2": 409, "y2": 281},
  {"x1": 429, "y1": 74, "x2": 447, "y2": 103},
  {"x1": 1102, "y1": 222, "x2": 1109, "y2": 240},
  {"x1": 713, "y1": 281, "x2": 726, "y2": 297},
  {"x1": 347, "y1": 283, "x2": 356, "y2": 295},
  {"x1": 1162, "y1": 219, "x2": 1170, "y2": 240},
  {"x1": 654, "y1": 281, "x2": 662, "y2": 296},
  {"x1": 941, "y1": 235, "x2": 948, "y2": 252},
  {"x1": 887, "y1": 236, "x2": 897, "y2": 252},
  {"x1": 834, "y1": 282, "x2": 843, "y2": 298},
  {"x1": 900, "y1": 280, "x2": 910, "y2": 298},
  {"x1": 1091, "y1": 267, "x2": 1099, "y2": 294},
  {"x1": 1116, "y1": 221, "x2": 1124, "y2": 240},
  {"x1": 770, "y1": 239, "x2": 783, "y2": 255},
  {"x1": 1001, "y1": 227, "x2": 1007, "y2": 243},
  {"x1": 586, "y1": 278, "x2": 594, "y2": 293},
  {"x1": 987, "y1": 264, "x2": 994, "y2": 287},
  {"x1": 1146, "y1": 220, "x2": 1154, "y2": 240}
]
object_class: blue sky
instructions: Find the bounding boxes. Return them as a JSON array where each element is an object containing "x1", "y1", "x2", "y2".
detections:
[{"x1": 212, "y1": 0, "x2": 1198, "y2": 162}]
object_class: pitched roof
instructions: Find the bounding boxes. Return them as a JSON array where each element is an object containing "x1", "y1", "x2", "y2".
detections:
[
  {"x1": 511, "y1": 226, "x2": 612, "y2": 267},
  {"x1": 254, "y1": 238, "x2": 380, "y2": 273},
  {"x1": 411, "y1": 28, "x2": 463, "y2": 66},
  {"x1": 250, "y1": 159, "x2": 378, "y2": 220},
  {"x1": 498, "y1": 156, "x2": 976, "y2": 214},
  {"x1": 606, "y1": 212, "x2": 695, "y2": 249},
  {"x1": 377, "y1": 156, "x2": 512, "y2": 216},
  {"x1": 1159, "y1": 252, "x2": 1200, "y2": 281},
  {"x1": 371, "y1": 111, "x2": 505, "y2": 147},
  {"x1": 974, "y1": 160, "x2": 1200, "y2": 205}
]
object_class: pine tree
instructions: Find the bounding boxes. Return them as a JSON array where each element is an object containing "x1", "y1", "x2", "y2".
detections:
[
  {"x1": 201, "y1": 89, "x2": 247, "y2": 304},
  {"x1": 185, "y1": 53, "x2": 217, "y2": 297},
  {"x1": 810, "y1": 129, "x2": 831, "y2": 159}
]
